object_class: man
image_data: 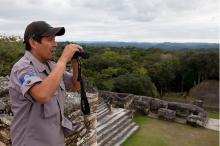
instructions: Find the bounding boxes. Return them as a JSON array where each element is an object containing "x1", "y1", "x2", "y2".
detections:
[{"x1": 9, "y1": 21, "x2": 81, "y2": 146}]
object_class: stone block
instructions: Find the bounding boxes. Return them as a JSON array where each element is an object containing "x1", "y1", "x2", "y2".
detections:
[{"x1": 158, "y1": 108, "x2": 176, "y2": 121}]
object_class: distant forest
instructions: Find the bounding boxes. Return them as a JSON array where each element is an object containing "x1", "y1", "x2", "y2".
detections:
[
  {"x1": 77, "y1": 41, "x2": 219, "y2": 50},
  {"x1": 0, "y1": 36, "x2": 219, "y2": 97}
]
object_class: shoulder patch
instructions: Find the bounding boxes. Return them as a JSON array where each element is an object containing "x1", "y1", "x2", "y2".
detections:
[{"x1": 19, "y1": 69, "x2": 36, "y2": 85}]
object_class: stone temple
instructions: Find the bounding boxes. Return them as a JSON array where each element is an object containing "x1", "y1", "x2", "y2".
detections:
[{"x1": 0, "y1": 76, "x2": 208, "y2": 146}]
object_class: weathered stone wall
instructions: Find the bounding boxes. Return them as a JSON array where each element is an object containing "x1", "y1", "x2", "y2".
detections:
[
  {"x1": 0, "y1": 76, "x2": 98, "y2": 146},
  {"x1": 99, "y1": 91, "x2": 208, "y2": 127}
]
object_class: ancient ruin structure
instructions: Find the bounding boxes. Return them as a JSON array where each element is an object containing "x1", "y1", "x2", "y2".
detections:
[
  {"x1": 99, "y1": 91, "x2": 209, "y2": 127},
  {"x1": 0, "y1": 76, "x2": 210, "y2": 146}
]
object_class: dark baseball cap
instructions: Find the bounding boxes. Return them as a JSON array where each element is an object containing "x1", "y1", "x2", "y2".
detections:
[{"x1": 23, "y1": 21, "x2": 65, "y2": 43}]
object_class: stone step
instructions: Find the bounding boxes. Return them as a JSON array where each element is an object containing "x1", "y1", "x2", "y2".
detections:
[
  {"x1": 97, "y1": 108, "x2": 127, "y2": 127},
  {"x1": 96, "y1": 104, "x2": 108, "y2": 113},
  {"x1": 97, "y1": 118, "x2": 132, "y2": 146},
  {"x1": 97, "y1": 107, "x2": 108, "y2": 115},
  {"x1": 97, "y1": 102, "x2": 106, "y2": 107},
  {"x1": 97, "y1": 108, "x2": 109, "y2": 121},
  {"x1": 96, "y1": 103, "x2": 139, "y2": 146},
  {"x1": 97, "y1": 108, "x2": 130, "y2": 132},
  {"x1": 108, "y1": 122, "x2": 139, "y2": 146},
  {"x1": 97, "y1": 102, "x2": 106, "y2": 109},
  {"x1": 97, "y1": 115, "x2": 131, "y2": 141},
  {"x1": 97, "y1": 104, "x2": 108, "y2": 114},
  {"x1": 97, "y1": 104, "x2": 108, "y2": 115}
]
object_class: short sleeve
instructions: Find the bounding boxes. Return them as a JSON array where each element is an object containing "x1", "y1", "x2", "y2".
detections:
[
  {"x1": 63, "y1": 71, "x2": 73, "y2": 91},
  {"x1": 16, "y1": 66, "x2": 42, "y2": 99}
]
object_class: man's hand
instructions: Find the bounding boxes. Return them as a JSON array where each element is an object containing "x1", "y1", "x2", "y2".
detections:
[
  {"x1": 61, "y1": 44, "x2": 83, "y2": 92},
  {"x1": 59, "y1": 44, "x2": 83, "y2": 64}
]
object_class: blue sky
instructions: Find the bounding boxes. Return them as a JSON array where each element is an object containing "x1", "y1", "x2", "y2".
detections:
[{"x1": 0, "y1": 0, "x2": 219, "y2": 43}]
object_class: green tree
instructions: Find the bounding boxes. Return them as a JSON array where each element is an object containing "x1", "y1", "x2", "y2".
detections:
[
  {"x1": 148, "y1": 59, "x2": 179, "y2": 96},
  {"x1": 179, "y1": 51, "x2": 219, "y2": 91},
  {"x1": 0, "y1": 35, "x2": 24, "y2": 76},
  {"x1": 113, "y1": 73, "x2": 159, "y2": 97}
]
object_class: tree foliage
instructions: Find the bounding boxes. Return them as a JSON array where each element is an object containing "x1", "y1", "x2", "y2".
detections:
[
  {"x1": 79, "y1": 45, "x2": 218, "y2": 96},
  {"x1": 0, "y1": 35, "x2": 24, "y2": 76},
  {"x1": 0, "y1": 37, "x2": 218, "y2": 97},
  {"x1": 113, "y1": 73, "x2": 158, "y2": 97}
]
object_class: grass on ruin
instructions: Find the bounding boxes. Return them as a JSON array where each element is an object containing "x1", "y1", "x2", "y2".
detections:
[
  {"x1": 161, "y1": 95, "x2": 195, "y2": 103},
  {"x1": 208, "y1": 111, "x2": 219, "y2": 119},
  {"x1": 122, "y1": 114, "x2": 219, "y2": 146}
]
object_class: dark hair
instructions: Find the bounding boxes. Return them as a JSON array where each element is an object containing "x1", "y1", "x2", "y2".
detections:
[{"x1": 25, "y1": 35, "x2": 43, "y2": 51}]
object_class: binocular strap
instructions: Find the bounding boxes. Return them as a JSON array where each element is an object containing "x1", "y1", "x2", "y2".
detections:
[{"x1": 77, "y1": 59, "x2": 91, "y2": 115}]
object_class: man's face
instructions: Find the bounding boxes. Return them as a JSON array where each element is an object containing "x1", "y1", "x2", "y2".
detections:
[{"x1": 33, "y1": 36, "x2": 57, "y2": 62}]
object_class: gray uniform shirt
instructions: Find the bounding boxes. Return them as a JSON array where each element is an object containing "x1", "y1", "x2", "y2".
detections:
[{"x1": 9, "y1": 51, "x2": 77, "y2": 146}]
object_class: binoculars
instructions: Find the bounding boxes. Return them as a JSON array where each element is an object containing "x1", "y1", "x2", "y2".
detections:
[
  {"x1": 72, "y1": 51, "x2": 90, "y2": 59},
  {"x1": 61, "y1": 43, "x2": 90, "y2": 59}
]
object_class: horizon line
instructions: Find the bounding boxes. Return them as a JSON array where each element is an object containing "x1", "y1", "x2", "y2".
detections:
[{"x1": 58, "y1": 40, "x2": 219, "y2": 44}]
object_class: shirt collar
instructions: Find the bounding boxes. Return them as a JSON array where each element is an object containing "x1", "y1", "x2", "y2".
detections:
[{"x1": 24, "y1": 51, "x2": 47, "y2": 73}]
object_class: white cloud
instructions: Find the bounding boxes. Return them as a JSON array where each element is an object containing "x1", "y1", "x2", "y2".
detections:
[{"x1": 0, "y1": 0, "x2": 219, "y2": 42}]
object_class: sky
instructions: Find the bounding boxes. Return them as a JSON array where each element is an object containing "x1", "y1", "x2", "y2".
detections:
[{"x1": 0, "y1": 0, "x2": 219, "y2": 43}]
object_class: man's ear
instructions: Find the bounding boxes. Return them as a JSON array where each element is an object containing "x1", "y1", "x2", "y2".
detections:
[{"x1": 29, "y1": 38, "x2": 37, "y2": 49}]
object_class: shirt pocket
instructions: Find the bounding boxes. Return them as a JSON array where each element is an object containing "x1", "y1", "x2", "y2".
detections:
[{"x1": 43, "y1": 94, "x2": 60, "y2": 118}]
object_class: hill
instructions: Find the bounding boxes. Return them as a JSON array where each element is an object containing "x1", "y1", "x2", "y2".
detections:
[
  {"x1": 77, "y1": 41, "x2": 219, "y2": 50},
  {"x1": 189, "y1": 80, "x2": 219, "y2": 111}
]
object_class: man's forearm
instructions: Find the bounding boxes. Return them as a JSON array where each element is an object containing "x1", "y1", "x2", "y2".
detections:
[{"x1": 29, "y1": 59, "x2": 67, "y2": 103}]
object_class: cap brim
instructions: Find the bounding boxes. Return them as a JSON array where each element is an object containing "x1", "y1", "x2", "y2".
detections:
[{"x1": 41, "y1": 27, "x2": 65, "y2": 37}]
